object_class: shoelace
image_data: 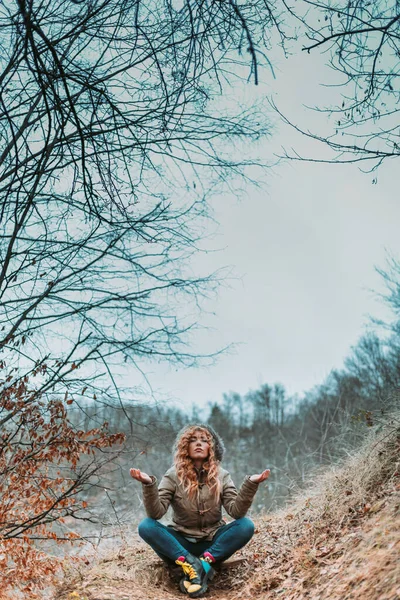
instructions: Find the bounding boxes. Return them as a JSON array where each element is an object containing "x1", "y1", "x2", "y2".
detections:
[{"x1": 176, "y1": 559, "x2": 198, "y2": 580}]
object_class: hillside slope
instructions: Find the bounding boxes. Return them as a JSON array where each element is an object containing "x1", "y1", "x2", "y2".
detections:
[{"x1": 55, "y1": 420, "x2": 400, "y2": 600}]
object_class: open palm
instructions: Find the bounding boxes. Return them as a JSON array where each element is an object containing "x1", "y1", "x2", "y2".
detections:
[
  {"x1": 249, "y1": 469, "x2": 270, "y2": 484},
  {"x1": 130, "y1": 468, "x2": 152, "y2": 484}
]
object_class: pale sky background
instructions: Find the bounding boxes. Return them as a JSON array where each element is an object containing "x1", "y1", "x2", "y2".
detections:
[{"x1": 132, "y1": 44, "x2": 400, "y2": 410}]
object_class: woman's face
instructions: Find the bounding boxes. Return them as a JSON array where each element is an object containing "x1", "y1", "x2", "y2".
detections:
[{"x1": 187, "y1": 429, "x2": 210, "y2": 462}]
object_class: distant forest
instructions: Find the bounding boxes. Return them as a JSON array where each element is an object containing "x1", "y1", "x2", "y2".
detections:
[{"x1": 70, "y1": 304, "x2": 400, "y2": 528}]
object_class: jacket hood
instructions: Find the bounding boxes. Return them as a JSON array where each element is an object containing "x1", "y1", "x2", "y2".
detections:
[{"x1": 173, "y1": 423, "x2": 225, "y2": 462}]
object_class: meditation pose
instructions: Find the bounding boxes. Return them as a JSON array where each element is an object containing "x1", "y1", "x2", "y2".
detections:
[{"x1": 130, "y1": 424, "x2": 270, "y2": 597}]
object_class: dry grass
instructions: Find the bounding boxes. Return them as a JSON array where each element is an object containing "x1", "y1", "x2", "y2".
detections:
[{"x1": 54, "y1": 416, "x2": 400, "y2": 600}]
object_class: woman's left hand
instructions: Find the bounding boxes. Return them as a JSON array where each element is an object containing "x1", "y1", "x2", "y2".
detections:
[{"x1": 249, "y1": 469, "x2": 270, "y2": 483}]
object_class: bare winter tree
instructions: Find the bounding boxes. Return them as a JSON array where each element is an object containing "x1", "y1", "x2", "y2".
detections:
[
  {"x1": 277, "y1": 0, "x2": 400, "y2": 170},
  {"x1": 0, "y1": 0, "x2": 286, "y2": 402},
  {"x1": 0, "y1": 1, "x2": 287, "y2": 587}
]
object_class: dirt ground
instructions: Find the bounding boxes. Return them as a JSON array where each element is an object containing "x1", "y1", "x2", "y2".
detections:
[
  {"x1": 54, "y1": 485, "x2": 400, "y2": 600},
  {"x1": 54, "y1": 426, "x2": 400, "y2": 600}
]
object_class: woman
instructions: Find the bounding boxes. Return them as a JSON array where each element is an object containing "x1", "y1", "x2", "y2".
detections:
[{"x1": 130, "y1": 424, "x2": 270, "y2": 598}]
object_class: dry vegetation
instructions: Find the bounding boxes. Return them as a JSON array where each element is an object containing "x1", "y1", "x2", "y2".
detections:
[{"x1": 54, "y1": 416, "x2": 400, "y2": 600}]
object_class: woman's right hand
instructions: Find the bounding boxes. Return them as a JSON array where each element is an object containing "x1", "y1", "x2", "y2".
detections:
[{"x1": 129, "y1": 467, "x2": 152, "y2": 484}]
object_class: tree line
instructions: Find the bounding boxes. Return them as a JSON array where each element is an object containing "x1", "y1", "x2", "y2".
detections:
[{"x1": 76, "y1": 284, "x2": 400, "y2": 523}]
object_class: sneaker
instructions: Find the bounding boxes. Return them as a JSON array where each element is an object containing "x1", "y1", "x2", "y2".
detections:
[
  {"x1": 175, "y1": 553, "x2": 214, "y2": 597},
  {"x1": 179, "y1": 554, "x2": 216, "y2": 594},
  {"x1": 187, "y1": 558, "x2": 215, "y2": 597}
]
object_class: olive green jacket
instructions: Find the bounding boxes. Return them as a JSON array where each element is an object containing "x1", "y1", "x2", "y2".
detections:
[{"x1": 141, "y1": 466, "x2": 259, "y2": 540}]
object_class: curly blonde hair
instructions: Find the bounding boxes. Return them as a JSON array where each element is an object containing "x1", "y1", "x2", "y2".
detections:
[{"x1": 174, "y1": 426, "x2": 221, "y2": 501}]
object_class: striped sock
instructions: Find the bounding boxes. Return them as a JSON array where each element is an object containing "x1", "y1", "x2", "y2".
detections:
[{"x1": 201, "y1": 551, "x2": 216, "y2": 567}]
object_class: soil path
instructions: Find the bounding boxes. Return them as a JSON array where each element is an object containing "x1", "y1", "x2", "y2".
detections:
[
  {"x1": 57, "y1": 548, "x2": 248, "y2": 600},
  {"x1": 56, "y1": 482, "x2": 400, "y2": 600},
  {"x1": 55, "y1": 432, "x2": 400, "y2": 600}
]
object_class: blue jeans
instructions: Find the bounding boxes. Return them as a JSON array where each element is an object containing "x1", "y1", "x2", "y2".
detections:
[{"x1": 138, "y1": 517, "x2": 254, "y2": 564}]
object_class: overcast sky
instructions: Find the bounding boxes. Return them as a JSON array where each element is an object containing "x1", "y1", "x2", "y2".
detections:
[{"x1": 130, "y1": 45, "x2": 400, "y2": 410}]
